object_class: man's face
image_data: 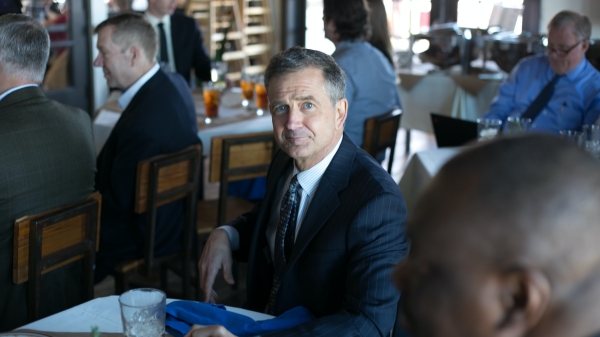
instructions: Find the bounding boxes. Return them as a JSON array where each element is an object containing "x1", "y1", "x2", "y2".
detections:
[
  {"x1": 147, "y1": 0, "x2": 178, "y2": 18},
  {"x1": 93, "y1": 26, "x2": 133, "y2": 89},
  {"x1": 547, "y1": 23, "x2": 588, "y2": 75},
  {"x1": 268, "y1": 67, "x2": 347, "y2": 170},
  {"x1": 392, "y1": 205, "x2": 507, "y2": 337}
]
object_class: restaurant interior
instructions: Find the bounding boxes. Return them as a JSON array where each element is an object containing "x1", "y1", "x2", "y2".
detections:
[{"x1": 2, "y1": 0, "x2": 600, "y2": 335}]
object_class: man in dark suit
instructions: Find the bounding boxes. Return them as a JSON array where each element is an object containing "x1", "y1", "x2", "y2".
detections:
[
  {"x1": 192, "y1": 46, "x2": 408, "y2": 337},
  {"x1": 0, "y1": 14, "x2": 95, "y2": 330},
  {"x1": 92, "y1": 13, "x2": 201, "y2": 282},
  {"x1": 145, "y1": 0, "x2": 211, "y2": 85},
  {"x1": 393, "y1": 135, "x2": 600, "y2": 337},
  {"x1": 0, "y1": 0, "x2": 21, "y2": 15}
]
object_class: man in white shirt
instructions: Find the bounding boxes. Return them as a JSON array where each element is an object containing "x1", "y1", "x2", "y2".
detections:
[
  {"x1": 192, "y1": 46, "x2": 408, "y2": 337},
  {"x1": 92, "y1": 13, "x2": 201, "y2": 283},
  {"x1": 145, "y1": 0, "x2": 211, "y2": 85}
]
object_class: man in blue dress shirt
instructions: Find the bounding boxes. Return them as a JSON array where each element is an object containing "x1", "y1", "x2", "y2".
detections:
[
  {"x1": 484, "y1": 11, "x2": 600, "y2": 133},
  {"x1": 323, "y1": 0, "x2": 401, "y2": 152}
]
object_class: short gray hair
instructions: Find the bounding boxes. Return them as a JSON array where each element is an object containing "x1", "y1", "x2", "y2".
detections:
[
  {"x1": 0, "y1": 14, "x2": 50, "y2": 83},
  {"x1": 548, "y1": 10, "x2": 591, "y2": 41},
  {"x1": 95, "y1": 13, "x2": 157, "y2": 62},
  {"x1": 264, "y1": 46, "x2": 346, "y2": 107}
]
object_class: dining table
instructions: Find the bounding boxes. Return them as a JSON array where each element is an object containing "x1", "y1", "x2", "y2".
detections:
[
  {"x1": 398, "y1": 147, "x2": 463, "y2": 213},
  {"x1": 93, "y1": 87, "x2": 273, "y2": 156},
  {"x1": 14, "y1": 296, "x2": 273, "y2": 336}
]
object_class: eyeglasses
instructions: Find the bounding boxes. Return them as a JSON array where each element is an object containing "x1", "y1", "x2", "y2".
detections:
[{"x1": 546, "y1": 40, "x2": 585, "y2": 57}]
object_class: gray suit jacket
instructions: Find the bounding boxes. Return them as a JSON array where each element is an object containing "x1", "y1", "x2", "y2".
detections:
[{"x1": 0, "y1": 87, "x2": 96, "y2": 331}]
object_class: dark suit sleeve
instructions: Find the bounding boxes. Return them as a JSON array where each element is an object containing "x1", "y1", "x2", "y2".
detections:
[
  {"x1": 269, "y1": 192, "x2": 408, "y2": 337},
  {"x1": 229, "y1": 202, "x2": 262, "y2": 263},
  {"x1": 191, "y1": 20, "x2": 212, "y2": 82}
]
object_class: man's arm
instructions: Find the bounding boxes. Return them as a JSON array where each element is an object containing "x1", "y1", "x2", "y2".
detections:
[
  {"x1": 584, "y1": 89, "x2": 600, "y2": 125},
  {"x1": 271, "y1": 192, "x2": 408, "y2": 337},
  {"x1": 191, "y1": 20, "x2": 212, "y2": 82},
  {"x1": 483, "y1": 64, "x2": 522, "y2": 121}
]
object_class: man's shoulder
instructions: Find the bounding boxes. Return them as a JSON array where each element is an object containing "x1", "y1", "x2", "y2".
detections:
[{"x1": 170, "y1": 13, "x2": 195, "y2": 27}]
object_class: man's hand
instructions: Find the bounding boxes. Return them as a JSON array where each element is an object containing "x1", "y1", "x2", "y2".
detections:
[
  {"x1": 198, "y1": 229, "x2": 235, "y2": 303},
  {"x1": 184, "y1": 324, "x2": 236, "y2": 337}
]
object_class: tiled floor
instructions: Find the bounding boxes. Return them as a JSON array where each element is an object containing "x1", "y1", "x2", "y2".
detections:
[{"x1": 94, "y1": 128, "x2": 437, "y2": 306}]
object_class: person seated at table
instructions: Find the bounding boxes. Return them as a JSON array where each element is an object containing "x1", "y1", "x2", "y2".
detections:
[
  {"x1": 323, "y1": 0, "x2": 401, "y2": 155},
  {"x1": 93, "y1": 13, "x2": 201, "y2": 283},
  {"x1": 144, "y1": 0, "x2": 212, "y2": 85},
  {"x1": 191, "y1": 46, "x2": 408, "y2": 337},
  {"x1": 393, "y1": 134, "x2": 600, "y2": 337},
  {"x1": 483, "y1": 10, "x2": 600, "y2": 134},
  {"x1": 0, "y1": 0, "x2": 22, "y2": 15},
  {"x1": 0, "y1": 14, "x2": 95, "y2": 330}
]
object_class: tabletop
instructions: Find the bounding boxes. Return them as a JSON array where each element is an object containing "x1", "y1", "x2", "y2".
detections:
[{"x1": 17, "y1": 296, "x2": 273, "y2": 334}]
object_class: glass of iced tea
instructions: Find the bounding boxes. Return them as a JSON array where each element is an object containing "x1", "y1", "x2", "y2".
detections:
[
  {"x1": 255, "y1": 75, "x2": 268, "y2": 114},
  {"x1": 240, "y1": 78, "x2": 254, "y2": 107},
  {"x1": 203, "y1": 81, "x2": 220, "y2": 118}
]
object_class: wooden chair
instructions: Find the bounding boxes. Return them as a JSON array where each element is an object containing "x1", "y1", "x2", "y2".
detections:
[
  {"x1": 13, "y1": 192, "x2": 101, "y2": 323},
  {"x1": 114, "y1": 144, "x2": 202, "y2": 299},
  {"x1": 196, "y1": 132, "x2": 276, "y2": 297},
  {"x1": 362, "y1": 109, "x2": 403, "y2": 174}
]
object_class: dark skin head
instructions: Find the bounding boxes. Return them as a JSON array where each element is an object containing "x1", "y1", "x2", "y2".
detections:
[{"x1": 394, "y1": 135, "x2": 600, "y2": 337}]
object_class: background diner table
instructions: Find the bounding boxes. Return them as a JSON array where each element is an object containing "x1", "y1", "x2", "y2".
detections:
[
  {"x1": 93, "y1": 88, "x2": 273, "y2": 156},
  {"x1": 398, "y1": 147, "x2": 463, "y2": 213},
  {"x1": 17, "y1": 296, "x2": 273, "y2": 335}
]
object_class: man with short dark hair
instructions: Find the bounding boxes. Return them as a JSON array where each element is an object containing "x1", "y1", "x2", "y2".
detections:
[
  {"x1": 93, "y1": 13, "x2": 201, "y2": 282},
  {"x1": 191, "y1": 46, "x2": 408, "y2": 337},
  {"x1": 144, "y1": 0, "x2": 211, "y2": 85},
  {"x1": 394, "y1": 135, "x2": 600, "y2": 337},
  {"x1": 0, "y1": 14, "x2": 95, "y2": 330},
  {"x1": 323, "y1": 0, "x2": 400, "y2": 152},
  {"x1": 484, "y1": 10, "x2": 600, "y2": 133}
]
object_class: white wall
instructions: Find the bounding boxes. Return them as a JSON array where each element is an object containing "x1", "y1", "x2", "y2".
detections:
[{"x1": 540, "y1": 0, "x2": 600, "y2": 37}]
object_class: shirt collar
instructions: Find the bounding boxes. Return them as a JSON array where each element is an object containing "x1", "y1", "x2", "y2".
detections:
[
  {"x1": 553, "y1": 56, "x2": 588, "y2": 82},
  {"x1": 0, "y1": 84, "x2": 38, "y2": 102},
  {"x1": 145, "y1": 12, "x2": 170, "y2": 26},
  {"x1": 335, "y1": 38, "x2": 365, "y2": 52},
  {"x1": 292, "y1": 135, "x2": 344, "y2": 197},
  {"x1": 118, "y1": 63, "x2": 160, "y2": 110}
]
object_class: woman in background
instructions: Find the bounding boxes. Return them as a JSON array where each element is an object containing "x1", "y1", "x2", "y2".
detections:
[{"x1": 367, "y1": 0, "x2": 394, "y2": 67}]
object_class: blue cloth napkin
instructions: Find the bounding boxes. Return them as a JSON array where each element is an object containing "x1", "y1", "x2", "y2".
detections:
[{"x1": 165, "y1": 301, "x2": 315, "y2": 337}]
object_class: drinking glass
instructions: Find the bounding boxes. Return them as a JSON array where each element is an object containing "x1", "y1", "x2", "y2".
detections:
[
  {"x1": 119, "y1": 288, "x2": 166, "y2": 337},
  {"x1": 506, "y1": 116, "x2": 532, "y2": 135},
  {"x1": 240, "y1": 73, "x2": 255, "y2": 108},
  {"x1": 255, "y1": 75, "x2": 268, "y2": 115},
  {"x1": 559, "y1": 130, "x2": 584, "y2": 147},
  {"x1": 476, "y1": 118, "x2": 502, "y2": 141},
  {"x1": 203, "y1": 81, "x2": 221, "y2": 118},
  {"x1": 582, "y1": 124, "x2": 600, "y2": 159}
]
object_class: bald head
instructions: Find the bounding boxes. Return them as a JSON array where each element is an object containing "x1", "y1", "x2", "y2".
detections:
[{"x1": 395, "y1": 135, "x2": 600, "y2": 337}]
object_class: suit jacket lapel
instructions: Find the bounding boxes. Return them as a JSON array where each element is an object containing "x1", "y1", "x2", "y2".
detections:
[
  {"x1": 169, "y1": 15, "x2": 183, "y2": 75},
  {"x1": 285, "y1": 135, "x2": 356, "y2": 270}
]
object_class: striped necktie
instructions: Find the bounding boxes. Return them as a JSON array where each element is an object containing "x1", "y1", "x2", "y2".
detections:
[{"x1": 266, "y1": 175, "x2": 301, "y2": 315}]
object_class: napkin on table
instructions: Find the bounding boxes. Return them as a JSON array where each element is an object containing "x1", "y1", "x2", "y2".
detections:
[{"x1": 165, "y1": 301, "x2": 315, "y2": 337}]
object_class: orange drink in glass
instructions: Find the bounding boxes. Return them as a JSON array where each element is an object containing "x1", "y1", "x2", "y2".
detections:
[
  {"x1": 203, "y1": 82, "x2": 220, "y2": 118},
  {"x1": 240, "y1": 80, "x2": 254, "y2": 101},
  {"x1": 255, "y1": 83, "x2": 268, "y2": 110}
]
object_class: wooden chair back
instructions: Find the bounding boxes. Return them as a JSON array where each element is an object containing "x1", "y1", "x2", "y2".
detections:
[
  {"x1": 133, "y1": 144, "x2": 202, "y2": 281},
  {"x1": 208, "y1": 131, "x2": 276, "y2": 227},
  {"x1": 13, "y1": 192, "x2": 101, "y2": 323},
  {"x1": 362, "y1": 109, "x2": 402, "y2": 174}
]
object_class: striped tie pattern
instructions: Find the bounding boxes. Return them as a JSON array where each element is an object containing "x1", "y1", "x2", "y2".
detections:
[{"x1": 266, "y1": 175, "x2": 300, "y2": 315}]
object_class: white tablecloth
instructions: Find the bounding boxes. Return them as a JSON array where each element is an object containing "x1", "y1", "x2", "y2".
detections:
[
  {"x1": 399, "y1": 147, "x2": 463, "y2": 212},
  {"x1": 19, "y1": 296, "x2": 273, "y2": 333},
  {"x1": 398, "y1": 72, "x2": 503, "y2": 133}
]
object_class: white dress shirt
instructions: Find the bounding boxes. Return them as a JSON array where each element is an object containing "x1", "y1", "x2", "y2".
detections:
[
  {"x1": 144, "y1": 12, "x2": 177, "y2": 73},
  {"x1": 220, "y1": 136, "x2": 344, "y2": 260},
  {"x1": 0, "y1": 84, "x2": 38, "y2": 102},
  {"x1": 118, "y1": 63, "x2": 160, "y2": 110}
]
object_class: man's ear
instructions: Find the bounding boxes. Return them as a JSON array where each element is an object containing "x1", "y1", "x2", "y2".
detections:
[
  {"x1": 334, "y1": 98, "x2": 348, "y2": 130},
  {"x1": 128, "y1": 46, "x2": 139, "y2": 66},
  {"x1": 495, "y1": 269, "x2": 551, "y2": 337},
  {"x1": 582, "y1": 39, "x2": 590, "y2": 53}
]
